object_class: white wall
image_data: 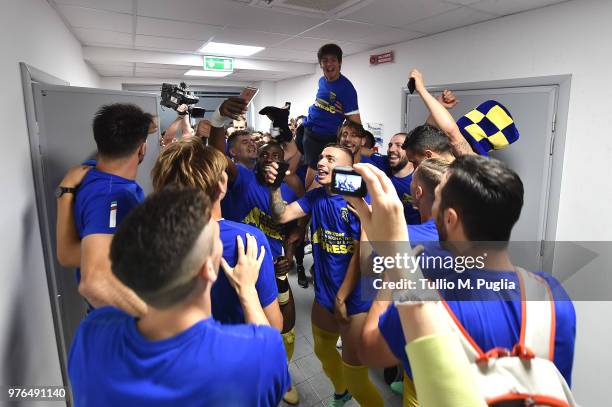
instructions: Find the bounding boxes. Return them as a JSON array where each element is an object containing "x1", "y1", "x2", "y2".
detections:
[
  {"x1": 276, "y1": 0, "x2": 612, "y2": 242},
  {"x1": 251, "y1": 80, "x2": 278, "y2": 132},
  {"x1": 0, "y1": 0, "x2": 100, "y2": 396},
  {"x1": 275, "y1": 0, "x2": 611, "y2": 404}
]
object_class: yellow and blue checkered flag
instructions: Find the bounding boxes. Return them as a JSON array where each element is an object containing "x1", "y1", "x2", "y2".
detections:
[{"x1": 456, "y1": 100, "x2": 519, "y2": 156}]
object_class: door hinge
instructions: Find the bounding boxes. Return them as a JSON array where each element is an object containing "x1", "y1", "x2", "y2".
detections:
[
  {"x1": 549, "y1": 114, "x2": 557, "y2": 156},
  {"x1": 549, "y1": 132, "x2": 555, "y2": 156},
  {"x1": 539, "y1": 240, "x2": 545, "y2": 257}
]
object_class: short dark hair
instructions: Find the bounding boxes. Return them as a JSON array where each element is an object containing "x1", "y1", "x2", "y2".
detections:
[
  {"x1": 261, "y1": 140, "x2": 283, "y2": 152},
  {"x1": 440, "y1": 155, "x2": 523, "y2": 241},
  {"x1": 226, "y1": 129, "x2": 251, "y2": 153},
  {"x1": 317, "y1": 43, "x2": 343, "y2": 63},
  {"x1": 363, "y1": 130, "x2": 375, "y2": 149},
  {"x1": 110, "y1": 187, "x2": 214, "y2": 309},
  {"x1": 402, "y1": 124, "x2": 452, "y2": 155},
  {"x1": 322, "y1": 143, "x2": 354, "y2": 164},
  {"x1": 259, "y1": 140, "x2": 285, "y2": 160},
  {"x1": 93, "y1": 103, "x2": 152, "y2": 158}
]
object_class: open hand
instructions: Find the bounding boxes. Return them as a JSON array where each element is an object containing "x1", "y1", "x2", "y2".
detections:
[
  {"x1": 221, "y1": 234, "x2": 265, "y2": 296},
  {"x1": 60, "y1": 164, "x2": 92, "y2": 188}
]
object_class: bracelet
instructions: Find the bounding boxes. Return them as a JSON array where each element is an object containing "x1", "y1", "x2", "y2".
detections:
[{"x1": 209, "y1": 107, "x2": 227, "y2": 128}]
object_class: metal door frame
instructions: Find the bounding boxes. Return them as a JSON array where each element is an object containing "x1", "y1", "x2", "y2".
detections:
[
  {"x1": 20, "y1": 62, "x2": 71, "y2": 402},
  {"x1": 400, "y1": 74, "x2": 572, "y2": 272},
  {"x1": 21, "y1": 64, "x2": 162, "y2": 404}
]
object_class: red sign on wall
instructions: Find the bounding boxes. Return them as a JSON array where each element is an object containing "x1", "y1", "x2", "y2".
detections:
[{"x1": 370, "y1": 51, "x2": 394, "y2": 65}]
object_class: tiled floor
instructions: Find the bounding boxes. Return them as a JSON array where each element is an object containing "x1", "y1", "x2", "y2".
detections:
[{"x1": 280, "y1": 255, "x2": 402, "y2": 407}]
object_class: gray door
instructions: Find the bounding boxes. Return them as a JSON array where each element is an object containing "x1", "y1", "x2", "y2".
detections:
[
  {"x1": 405, "y1": 86, "x2": 558, "y2": 269},
  {"x1": 30, "y1": 83, "x2": 160, "y2": 389}
]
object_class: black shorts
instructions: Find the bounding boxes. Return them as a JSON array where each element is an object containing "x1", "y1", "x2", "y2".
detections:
[{"x1": 303, "y1": 127, "x2": 335, "y2": 169}]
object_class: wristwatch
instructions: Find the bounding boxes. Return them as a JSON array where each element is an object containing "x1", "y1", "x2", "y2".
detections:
[{"x1": 55, "y1": 186, "x2": 77, "y2": 199}]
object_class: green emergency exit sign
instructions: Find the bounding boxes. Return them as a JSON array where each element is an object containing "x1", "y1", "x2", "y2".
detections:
[{"x1": 203, "y1": 56, "x2": 234, "y2": 72}]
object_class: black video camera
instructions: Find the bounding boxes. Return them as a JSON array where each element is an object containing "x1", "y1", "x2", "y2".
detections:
[{"x1": 160, "y1": 82, "x2": 206, "y2": 118}]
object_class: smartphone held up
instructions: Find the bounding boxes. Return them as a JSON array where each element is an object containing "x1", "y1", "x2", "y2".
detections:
[
  {"x1": 331, "y1": 166, "x2": 367, "y2": 198},
  {"x1": 240, "y1": 86, "x2": 259, "y2": 106}
]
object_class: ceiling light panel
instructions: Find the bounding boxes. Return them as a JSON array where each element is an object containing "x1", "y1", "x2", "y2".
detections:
[{"x1": 199, "y1": 42, "x2": 264, "y2": 56}]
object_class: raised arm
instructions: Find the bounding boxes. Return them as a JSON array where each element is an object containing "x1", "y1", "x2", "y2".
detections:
[
  {"x1": 411, "y1": 69, "x2": 474, "y2": 157},
  {"x1": 343, "y1": 163, "x2": 417, "y2": 367},
  {"x1": 208, "y1": 97, "x2": 249, "y2": 183},
  {"x1": 80, "y1": 234, "x2": 148, "y2": 317},
  {"x1": 177, "y1": 105, "x2": 194, "y2": 139},
  {"x1": 263, "y1": 162, "x2": 307, "y2": 224},
  {"x1": 426, "y1": 89, "x2": 458, "y2": 126}
]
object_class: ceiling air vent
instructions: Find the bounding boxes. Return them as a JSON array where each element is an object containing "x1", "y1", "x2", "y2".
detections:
[{"x1": 280, "y1": 0, "x2": 355, "y2": 13}]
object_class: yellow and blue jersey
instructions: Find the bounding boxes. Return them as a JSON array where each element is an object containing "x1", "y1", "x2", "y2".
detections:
[
  {"x1": 297, "y1": 187, "x2": 370, "y2": 315},
  {"x1": 306, "y1": 74, "x2": 359, "y2": 138},
  {"x1": 69, "y1": 307, "x2": 290, "y2": 406},
  {"x1": 221, "y1": 165, "x2": 298, "y2": 258}
]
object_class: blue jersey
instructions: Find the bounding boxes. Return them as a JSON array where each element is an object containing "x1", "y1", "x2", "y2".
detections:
[
  {"x1": 69, "y1": 307, "x2": 290, "y2": 407},
  {"x1": 73, "y1": 168, "x2": 144, "y2": 309},
  {"x1": 297, "y1": 188, "x2": 369, "y2": 315},
  {"x1": 361, "y1": 154, "x2": 420, "y2": 225},
  {"x1": 212, "y1": 220, "x2": 278, "y2": 324},
  {"x1": 407, "y1": 219, "x2": 439, "y2": 244},
  {"x1": 378, "y1": 269, "x2": 576, "y2": 385},
  {"x1": 75, "y1": 168, "x2": 144, "y2": 238},
  {"x1": 306, "y1": 74, "x2": 359, "y2": 138},
  {"x1": 223, "y1": 165, "x2": 299, "y2": 258}
]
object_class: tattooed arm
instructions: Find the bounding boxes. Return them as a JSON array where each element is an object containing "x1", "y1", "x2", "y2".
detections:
[{"x1": 269, "y1": 187, "x2": 306, "y2": 224}]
